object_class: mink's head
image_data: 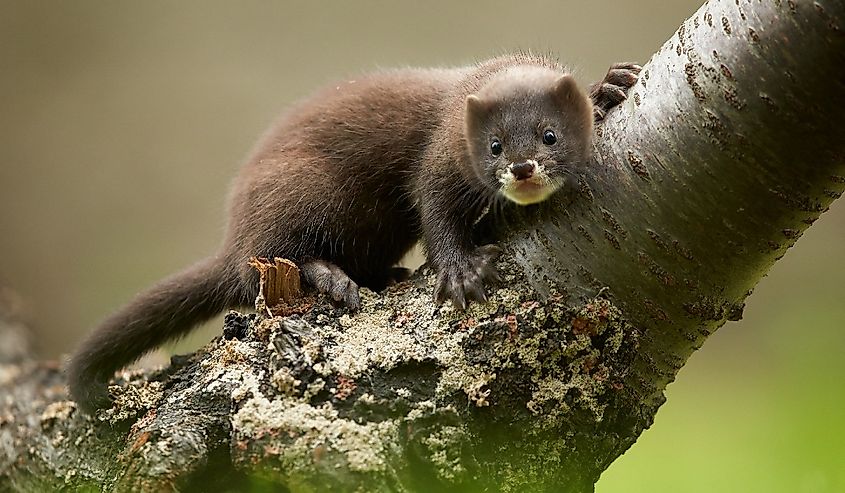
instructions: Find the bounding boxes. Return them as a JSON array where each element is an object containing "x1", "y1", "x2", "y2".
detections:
[{"x1": 464, "y1": 66, "x2": 593, "y2": 205}]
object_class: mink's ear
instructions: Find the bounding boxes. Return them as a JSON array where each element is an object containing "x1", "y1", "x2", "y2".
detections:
[
  {"x1": 466, "y1": 94, "x2": 489, "y2": 119},
  {"x1": 552, "y1": 74, "x2": 589, "y2": 110},
  {"x1": 553, "y1": 74, "x2": 594, "y2": 154},
  {"x1": 465, "y1": 94, "x2": 490, "y2": 142}
]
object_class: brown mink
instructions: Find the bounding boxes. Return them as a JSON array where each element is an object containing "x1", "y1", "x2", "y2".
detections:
[{"x1": 68, "y1": 53, "x2": 640, "y2": 413}]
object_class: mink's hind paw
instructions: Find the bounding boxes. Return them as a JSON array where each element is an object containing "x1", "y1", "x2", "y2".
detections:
[
  {"x1": 590, "y1": 62, "x2": 642, "y2": 121},
  {"x1": 434, "y1": 245, "x2": 502, "y2": 310},
  {"x1": 301, "y1": 259, "x2": 361, "y2": 310}
]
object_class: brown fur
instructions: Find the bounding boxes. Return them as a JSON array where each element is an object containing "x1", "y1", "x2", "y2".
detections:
[{"x1": 68, "y1": 53, "x2": 638, "y2": 413}]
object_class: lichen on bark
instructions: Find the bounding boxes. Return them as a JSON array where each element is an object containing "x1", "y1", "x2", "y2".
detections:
[{"x1": 222, "y1": 255, "x2": 639, "y2": 491}]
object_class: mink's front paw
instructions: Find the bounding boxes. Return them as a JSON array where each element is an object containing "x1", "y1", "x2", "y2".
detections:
[
  {"x1": 300, "y1": 259, "x2": 360, "y2": 310},
  {"x1": 434, "y1": 245, "x2": 502, "y2": 310},
  {"x1": 590, "y1": 62, "x2": 641, "y2": 121}
]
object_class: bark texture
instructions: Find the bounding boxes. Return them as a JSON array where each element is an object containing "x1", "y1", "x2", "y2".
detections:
[{"x1": 2, "y1": 0, "x2": 844, "y2": 491}]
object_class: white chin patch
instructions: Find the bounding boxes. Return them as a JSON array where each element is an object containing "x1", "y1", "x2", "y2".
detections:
[{"x1": 502, "y1": 185, "x2": 556, "y2": 205}]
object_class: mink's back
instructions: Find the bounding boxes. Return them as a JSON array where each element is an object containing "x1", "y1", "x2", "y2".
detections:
[{"x1": 225, "y1": 68, "x2": 466, "y2": 287}]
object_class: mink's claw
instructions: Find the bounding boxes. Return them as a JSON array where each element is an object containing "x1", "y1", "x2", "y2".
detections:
[
  {"x1": 301, "y1": 259, "x2": 361, "y2": 310},
  {"x1": 433, "y1": 244, "x2": 502, "y2": 310},
  {"x1": 590, "y1": 62, "x2": 641, "y2": 121}
]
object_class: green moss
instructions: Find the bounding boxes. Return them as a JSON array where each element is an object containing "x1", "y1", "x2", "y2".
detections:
[{"x1": 420, "y1": 426, "x2": 467, "y2": 481}]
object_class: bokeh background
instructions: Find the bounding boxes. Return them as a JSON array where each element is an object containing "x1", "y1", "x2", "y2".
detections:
[{"x1": 1, "y1": 1, "x2": 843, "y2": 491}]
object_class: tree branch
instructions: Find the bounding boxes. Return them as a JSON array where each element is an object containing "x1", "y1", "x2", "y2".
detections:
[{"x1": 2, "y1": 0, "x2": 843, "y2": 491}]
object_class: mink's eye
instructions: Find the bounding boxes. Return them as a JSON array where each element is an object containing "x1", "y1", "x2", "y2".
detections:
[
  {"x1": 542, "y1": 130, "x2": 557, "y2": 145},
  {"x1": 490, "y1": 138, "x2": 503, "y2": 156}
]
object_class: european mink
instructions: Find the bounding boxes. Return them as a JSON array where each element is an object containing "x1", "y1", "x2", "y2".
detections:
[{"x1": 68, "y1": 53, "x2": 640, "y2": 413}]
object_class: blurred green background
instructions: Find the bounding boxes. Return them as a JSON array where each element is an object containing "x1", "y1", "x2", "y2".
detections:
[{"x1": 1, "y1": 1, "x2": 842, "y2": 491}]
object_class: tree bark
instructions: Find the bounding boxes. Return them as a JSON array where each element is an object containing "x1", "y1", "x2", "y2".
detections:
[{"x1": 2, "y1": 0, "x2": 844, "y2": 491}]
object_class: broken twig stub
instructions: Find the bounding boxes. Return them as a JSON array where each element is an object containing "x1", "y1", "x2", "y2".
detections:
[{"x1": 248, "y1": 257, "x2": 303, "y2": 313}]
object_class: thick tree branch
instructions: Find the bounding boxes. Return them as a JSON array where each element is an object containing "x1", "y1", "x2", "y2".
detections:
[{"x1": 2, "y1": 0, "x2": 843, "y2": 491}]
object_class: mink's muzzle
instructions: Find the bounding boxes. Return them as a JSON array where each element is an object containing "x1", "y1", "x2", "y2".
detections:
[{"x1": 510, "y1": 161, "x2": 536, "y2": 180}]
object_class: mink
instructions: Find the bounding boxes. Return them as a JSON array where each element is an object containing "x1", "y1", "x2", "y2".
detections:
[{"x1": 67, "y1": 53, "x2": 639, "y2": 413}]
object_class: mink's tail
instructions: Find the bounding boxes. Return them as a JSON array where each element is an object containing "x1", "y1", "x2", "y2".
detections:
[{"x1": 67, "y1": 254, "x2": 245, "y2": 414}]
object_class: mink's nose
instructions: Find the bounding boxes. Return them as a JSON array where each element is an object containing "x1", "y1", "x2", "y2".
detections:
[{"x1": 510, "y1": 162, "x2": 535, "y2": 181}]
